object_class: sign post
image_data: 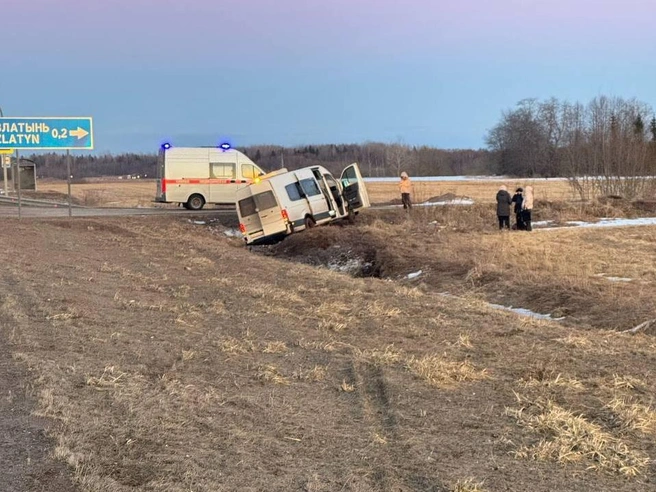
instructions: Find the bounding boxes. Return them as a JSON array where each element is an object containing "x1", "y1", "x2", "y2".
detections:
[
  {"x1": 67, "y1": 150, "x2": 72, "y2": 217},
  {"x1": 0, "y1": 117, "x2": 94, "y2": 218},
  {"x1": 1, "y1": 153, "x2": 9, "y2": 195},
  {"x1": 16, "y1": 150, "x2": 21, "y2": 219}
]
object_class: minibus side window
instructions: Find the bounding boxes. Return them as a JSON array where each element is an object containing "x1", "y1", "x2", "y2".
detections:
[
  {"x1": 299, "y1": 178, "x2": 321, "y2": 197},
  {"x1": 285, "y1": 183, "x2": 305, "y2": 201},
  {"x1": 341, "y1": 166, "x2": 358, "y2": 187}
]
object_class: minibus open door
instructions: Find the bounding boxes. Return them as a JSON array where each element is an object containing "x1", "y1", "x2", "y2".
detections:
[{"x1": 340, "y1": 163, "x2": 370, "y2": 212}]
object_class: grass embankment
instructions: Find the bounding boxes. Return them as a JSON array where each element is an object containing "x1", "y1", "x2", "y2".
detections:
[
  {"x1": 0, "y1": 214, "x2": 655, "y2": 491},
  {"x1": 265, "y1": 202, "x2": 656, "y2": 331}
]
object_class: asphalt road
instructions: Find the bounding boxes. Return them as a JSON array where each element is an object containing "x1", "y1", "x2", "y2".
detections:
[{"x1": 0, "y1": 205, "x2": 238, "y2": 219}]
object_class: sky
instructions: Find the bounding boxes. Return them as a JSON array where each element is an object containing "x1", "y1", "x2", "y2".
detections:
[{"x1": 1, "y1": 0, "x2": 655, "y2": 153}]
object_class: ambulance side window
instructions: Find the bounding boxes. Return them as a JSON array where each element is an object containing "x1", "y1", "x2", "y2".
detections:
[
  {"x1": 211, "y1": 163, "x2": 236, "y2": 179},
  {"x1": 241, "y1": 164, "x2": 257, "y2": 180}
]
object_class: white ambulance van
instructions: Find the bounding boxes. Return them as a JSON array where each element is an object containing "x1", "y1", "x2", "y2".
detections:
[
  {"x1": 155, "y1": 143, "x2": 266, "y2": 210},
  {"x1": 236, "y1": 163, "x2": 370, "y2": 245}
]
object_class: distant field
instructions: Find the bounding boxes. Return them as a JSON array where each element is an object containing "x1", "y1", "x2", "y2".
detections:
[
  {"x1": 367, "y1": 179, "x2": 574, "y2": 204},
  {"x1": 37, "y1": 177, "x2": 576, "y2": 207},
  {"x1": 38, "y1": 179, "x2": 161, "y2": 208}
]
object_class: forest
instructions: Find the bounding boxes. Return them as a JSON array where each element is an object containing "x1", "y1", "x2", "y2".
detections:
[{"x1": 24, "y1": 144, "x2": 491, "y2": 181}]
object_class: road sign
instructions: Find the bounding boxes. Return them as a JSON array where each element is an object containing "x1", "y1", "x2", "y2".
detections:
[
  {"x1": 1, "y1": 155, "x2": 10, "y2": 168},
  {"x1": 0, "y1": 148, "x2": 13, "y2": 154},
  {"x1": 0, "y1": 117, "x2": 93, "y2": 150}
]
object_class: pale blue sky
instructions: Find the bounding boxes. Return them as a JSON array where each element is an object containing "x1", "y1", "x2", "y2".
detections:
[{"x1": 1, "y1": 0, "x2": 654, "y2": 152}]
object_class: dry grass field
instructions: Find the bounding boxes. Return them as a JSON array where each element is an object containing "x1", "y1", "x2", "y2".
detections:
[
  {"x1": 1, "y1": 202, "x2": 655, "y2": 491},
  {"x1": 35, "y1": 177, "x2": 575, "y2": 208},
  {"x1": 36, "y1": 179, "x2": 161, "y2": 208}
]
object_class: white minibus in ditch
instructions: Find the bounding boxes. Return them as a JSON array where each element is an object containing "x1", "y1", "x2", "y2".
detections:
[{"x1": 236, "y1": 163, "x2": 370, "y2": 244}]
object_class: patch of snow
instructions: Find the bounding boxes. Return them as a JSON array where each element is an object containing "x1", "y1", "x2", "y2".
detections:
[
  {"x1": 376, "y1": 199, "x2": 474, "y2": 210},
  {"x1": 549, "y1": 217, "x2": 656, "y2": 229},
  {"x1": 407, "y1": 270, "x2": 423, "y2": 279},
  {"x1": 594, "y1": 273, "x2": 632, "y2": 282},
  {"x1": 417, "y1": 199, "x2": 475, "y2": 207},
  {"x1": 606, "y1": 276, "x2": 633, "y2": 282},
  {"x1": 189, "y1": 220, "x2": 206, "y2": 225},
  {"x1": 223, "y1": 228, "x2": 243, "y2": 238},
  {"x1": 487, "y1": 303, "x2": 566, "y2": 321},
  {"x1": 364, "y1": 176, "x2": 569, "y2": 183},
  {"x1": 439, "y1": 292, "x2": 564, "y2": 321},
  {"x1": 532, "y1": 220, "x2": 554, "y2": 227}
]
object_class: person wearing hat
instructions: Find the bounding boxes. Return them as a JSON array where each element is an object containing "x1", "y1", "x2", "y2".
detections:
[
  {"x1": 511, "y1": 187, "x2": 525, "y2": 230},
  {"x1": 496, "y1": 185, "x2": 512, "y2": 230},
  {"x1": 399, "y1": 172, "x2": 412, "y2": 210}
]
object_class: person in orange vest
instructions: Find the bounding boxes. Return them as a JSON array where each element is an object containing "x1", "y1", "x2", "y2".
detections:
[{"x1": 399, "y1": 171, "x2": 412, "y2": 210}]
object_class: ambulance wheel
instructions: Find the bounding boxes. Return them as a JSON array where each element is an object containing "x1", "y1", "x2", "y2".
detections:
[
  {"x1": 304, "y1": 216, "x2": 316, "y2": 229},
  {"x1": 186, "y1": 194, "x2": 205, "y2": 211}
]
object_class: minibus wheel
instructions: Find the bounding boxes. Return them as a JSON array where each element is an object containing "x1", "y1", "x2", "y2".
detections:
[
  {"x1": 304, "y1": 216, "x2": 316, "y2": 229},
  {"x1": 186, "y1": 194, "x2": 205, "y2": 211}
]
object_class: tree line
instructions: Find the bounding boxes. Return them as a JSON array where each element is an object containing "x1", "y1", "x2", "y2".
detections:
[
  {"x1": 23, "y1": 94, "x2": 656, "y2": 200},
  {"x1": 486, "y1": 96, "x2": 656, "y2": 198},
  {"x1": 26, "y1": 144, "x2": 493, "y2": 181}
]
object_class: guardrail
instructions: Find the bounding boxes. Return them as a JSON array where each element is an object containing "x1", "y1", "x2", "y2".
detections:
[{"x1": 0, "y1": 195, "x2": 85, "y2": 208}]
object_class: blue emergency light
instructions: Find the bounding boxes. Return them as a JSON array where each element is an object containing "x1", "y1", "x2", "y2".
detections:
[
  {"x1": 161, "y1": 142, "x2": 172, "y2": 150},
  {"x1": 219, "y1": 142, "x2": 231, "y2": 150}
]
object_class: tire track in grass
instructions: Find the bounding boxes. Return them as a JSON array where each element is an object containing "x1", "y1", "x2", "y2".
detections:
[
  {"x1": 341, "y1": 358, "x2": 447, "y2": 491},
  {"x1": 0, "y1": 270, "x2": 78, "y2": 492}
]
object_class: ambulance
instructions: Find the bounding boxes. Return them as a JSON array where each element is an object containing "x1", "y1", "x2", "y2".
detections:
[
  {"x1": 155, "y1": 143, "x2": 266, "y2": 210},
  {"x1": 236, "y1": 163, "x2": 370, "y2": 245}
]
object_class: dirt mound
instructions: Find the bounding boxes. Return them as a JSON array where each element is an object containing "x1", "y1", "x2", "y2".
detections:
[
  {"x1": 21, "y1": 190, "x2": 82, "y2": 205},
  {"x1": 425, "y1": 192, "x2": 461, "y2": 202}
]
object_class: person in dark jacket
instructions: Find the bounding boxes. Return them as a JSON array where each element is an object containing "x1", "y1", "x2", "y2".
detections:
[
  {"x1": 496, "y1": 185, "x2": 512, "y2": 229},
  {"x1": 511, "y1": 187, "x2": 524, "y2": 230},
  {"x1": 521, "y1": 185, "x2": 534, "y2": 231}
]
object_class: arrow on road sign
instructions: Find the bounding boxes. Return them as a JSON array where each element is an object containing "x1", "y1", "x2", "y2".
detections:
[{"x1": 70, "y1": 127, "x2": 89, "y2": 139}]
